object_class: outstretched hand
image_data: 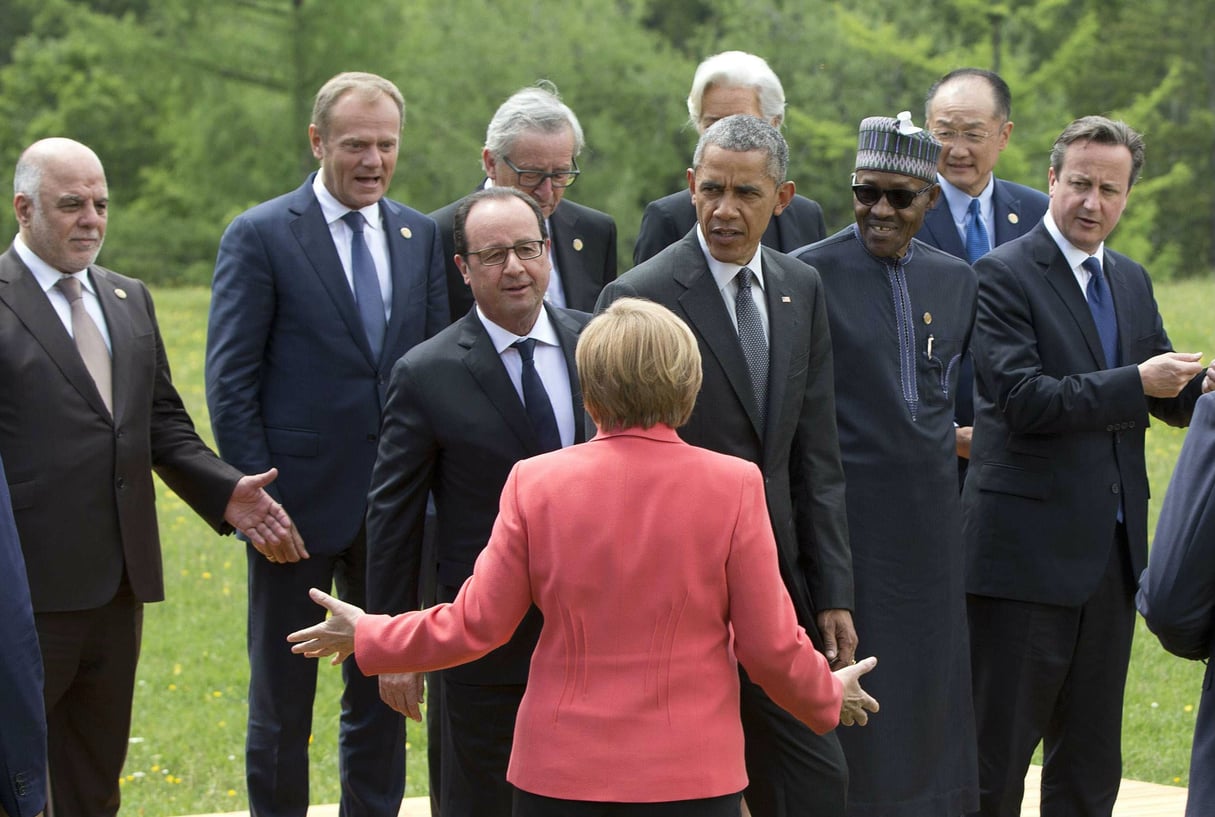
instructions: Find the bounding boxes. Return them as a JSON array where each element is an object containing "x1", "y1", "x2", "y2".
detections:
[
  {"x1": 833, "y1": 656, "x2": 880, "y2": 726},
  {"x1": 225, "y1": 468, "x2": 308, "y2": 562},
  {"x1": 287, "y1": 588, "x2": 364, "y2": 666}
]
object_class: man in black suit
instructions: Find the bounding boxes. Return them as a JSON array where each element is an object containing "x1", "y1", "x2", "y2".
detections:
[
  {"x1": 206, "y1": 72, "x2": 448, "y2": 817},
  {"x1": 916, "y1": 68, "x2": 1049, "y2": 483},
  {"x1": 430, "y1": 83, "x2": 616, "y2": 322},
  {"x1": 598, "y1": 115, "x2": 854, "y2": 817},
  {"x1": 963, "y1": 116, "x2": 1207, "y2": 816},
  {"x1": 633, "y1": 51, "x2": 828, "y2": 264},
  {"x1": 366, "y1": 187, "x2": 590, "y2": 816},
  {"x1": 0, "y1": 137, "x2": 298, "y2": 817},
  {"x1": 0, "y1": 450, "x2": 46, "y2": 817}
]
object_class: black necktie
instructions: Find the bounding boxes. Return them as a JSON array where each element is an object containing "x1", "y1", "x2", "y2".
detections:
[
  {"x1": 342, "y1": 210, "x2": 387, "y2": 360},
  {"x1": 734, "y1": 267, "x2": 769, "y2": 428},
  {"x1": 512, "y1": 338, "x2": 562, "y2": 452},
  {"x1": 1083, "y1": 256, "x2": 1119, "y2": 369}
]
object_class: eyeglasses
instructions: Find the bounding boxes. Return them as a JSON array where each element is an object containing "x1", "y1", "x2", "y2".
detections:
[
  {"x1": 464, "y1": 239, "x2": 546, "y2": 266},
  {"x1": 930, "y1": 128, "x2": 996, "y2": 145},
  {"x1": 501, "y1": 156, "x2": 580, "y2": 189},
  {"x1": 851, "y1": 181, "x2": 935, "y2": 210}
]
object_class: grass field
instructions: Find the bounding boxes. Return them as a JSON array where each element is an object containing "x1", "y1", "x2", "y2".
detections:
[{"x1": 119, "y1": 280, "x2": 1214, "y2": 816}]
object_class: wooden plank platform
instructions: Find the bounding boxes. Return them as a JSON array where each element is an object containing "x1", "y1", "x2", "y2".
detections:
[{"x1": 181, "y1": 766, "x2": 1189, "y2": 817}]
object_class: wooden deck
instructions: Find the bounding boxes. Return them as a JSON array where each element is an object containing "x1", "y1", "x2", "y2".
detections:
[{"x1": 182, "y1": 767, "x2": 1189, "y2": 817}]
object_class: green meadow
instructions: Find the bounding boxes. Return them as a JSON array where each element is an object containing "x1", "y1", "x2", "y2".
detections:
[{"x1": 121, "y1": 280, "x2": 1213, "y2": 816}]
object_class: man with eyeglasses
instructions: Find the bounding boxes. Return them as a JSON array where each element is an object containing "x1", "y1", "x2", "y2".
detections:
[
  {"x1": 917, "y1": 68, "x2": 1049, "y2": 487},
  {"x1": 793, "y1": 112, "x2": 980, "y2": 817},
  {"x1": 366, "y1": 187, "x2": 590, "y2": 817},
  {"x1": 430, "y1": 82, "x2": 617, "y2": 324}
]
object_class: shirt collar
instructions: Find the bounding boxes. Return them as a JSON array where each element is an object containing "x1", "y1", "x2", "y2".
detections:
[
  {"x1": 477, "y1": 303, "x2": 560, "y2": 355},
  {"x1": 13, "y1": 234, "x2": 95, "y2": 293},
  {"x1": 695, "y1": 224, "x2": 765, "y2": 293},
  {"x1": 312, "y1": 172, "x2": 382, "y2": 232},
  {"x1": 938, "y1": 173, "x2": 994, "y2": 224},
  {"x1": 1043, "y1": 211, "x2": 1104, "y2": 270}
]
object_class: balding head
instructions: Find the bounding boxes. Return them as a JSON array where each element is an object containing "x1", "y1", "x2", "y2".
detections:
[{"x1": 13, "y1": 138, "x2": 109, "y2": 273}]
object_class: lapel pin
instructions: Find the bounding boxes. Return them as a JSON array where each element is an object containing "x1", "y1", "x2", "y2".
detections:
[
  {"x1": 923, "y1": 312, "x2": 933, "y2": 324},
  {"x1": 1008, "y1": 213, "x2": 1019, "y2": 224},
  {"x1": 400, "y1": 227, "x2": 413, "y2": 239},
  {"x1": 114, "y1": 288, "x2": 127, "y2": 300},
  {"x1": 572, "y1": 238, "x2": 584, "y2": 252},
  {"x1": 781, "y1": 295, "x2": 792, "y2": 303}
]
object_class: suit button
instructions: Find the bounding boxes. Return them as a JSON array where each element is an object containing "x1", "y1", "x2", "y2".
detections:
[
  {"x1": 1111, "y1": 483, "x2": 1121, "y2": 495},
  {"x1": 1105, "y1": 425, "x2": 1114, "y2": 431},
  {"x1": 366, "y1": 434, "x2": 377, "y2": 442},
  {"x1": 117, "y1": 477, "x2": 126, "y2": 490}
]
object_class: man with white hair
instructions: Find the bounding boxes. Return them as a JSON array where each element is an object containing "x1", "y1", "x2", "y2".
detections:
[{"x1": 633, "y1": 51, "x2": 827, "y2": 264}]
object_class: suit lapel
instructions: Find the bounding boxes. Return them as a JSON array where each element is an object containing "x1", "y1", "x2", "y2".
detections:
[
  {"x1": 922, "y1": 195, "x2": 966, "y2": 258},
  {"x1": 549, "y1": 304, "x2": 588, "y2": 444},
  {"x1": 458, "y1": 314, "x2": 537, "y2": 452},
  {"x1": 1035, "y1": 228, "x2": 1107, "y2": 369},
  {"x1": 993, "y1": 179, "x2": 1026, "y2": 245},
  {"x1": 673, "y1": 238, "x2": 764, "y2": 439},
  {"x1": 0, "y1": 252, "x2": 112, "y2": 421},
  {"x1": 380, "y1": 197, "x2": 420, "y2": 366},
  {"x1": 91, "y1": 268, "x2": 134, "y2": 422},
  {"x1": 549, "y1": 204, "x2": 589, "y2": 309},
  {"x1": 762, "y1": 251, "x2": 796, "y2": 451},
  {"x1": 1102, "y1": 251, "x2": 1131, "y2": 366},
  {"x1": 287, "y1": 180, "x2": 378, "y2": 367}
]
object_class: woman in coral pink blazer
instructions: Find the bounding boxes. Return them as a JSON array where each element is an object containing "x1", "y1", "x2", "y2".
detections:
[{"x1": 292, "y1": 299, "x2": 877, "y2": 816}]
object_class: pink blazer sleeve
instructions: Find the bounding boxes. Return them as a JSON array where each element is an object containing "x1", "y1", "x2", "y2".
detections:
[
  {"x1": 355, "y1": 464, "x2": 533, "y2": 675},
  {"x1": 728, "y1": 466, "x2": 843, "y2": 733}
]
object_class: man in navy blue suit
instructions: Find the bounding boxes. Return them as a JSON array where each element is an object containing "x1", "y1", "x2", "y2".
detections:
[
  {"x1": 206, "y1": 72, "x2": 448, "y2": 817},
  {"x1": 916, "y1": 68, "x2": 1048, "y2": 485},
  {"x1": 0, "y1": 451, "x2": 45, "y2": 817},
  {"x1": 1138, "y1": 385, "x2": 1215, "y2": 817}
]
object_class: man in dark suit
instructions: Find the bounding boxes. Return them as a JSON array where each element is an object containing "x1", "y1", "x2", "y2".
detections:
[
  {"x1": 206, "y1": 73, "x2": 448, "y2": 817},
  {"x1": 0, "y1": 137, "x2": 298, "y2": 817},
  {"x1": 365, "y1": 187, "x2": 590, "y2": 816},
  {"x1": 0, "y1": 450, "x2": 46, "y2": 817},
  {"x1": 1137, "y1": 387, "x2": 1215, "y2": 817},
  {"x1": 598, "y1": 115, "x2": 854, "y2": 817},
  {"x1": 430, "y1": 83, "x2": 616, "y2": 322},
  {"x1": 916, "y1": 68, "x2": 1049, "y2": 483},
  {"x1": 633, "y1": 51, "x2": 828, "y2": 265},
  {"x1": 963, "y1": 116, "x2": 1207, "y2": 817}
]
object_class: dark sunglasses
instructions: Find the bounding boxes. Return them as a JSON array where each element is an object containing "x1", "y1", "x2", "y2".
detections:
[{"x1": 851, "y1": 182, "x2": 935, "y2": 210}]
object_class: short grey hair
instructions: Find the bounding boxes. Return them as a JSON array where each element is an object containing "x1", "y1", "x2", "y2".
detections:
[
  {"x1": 692, "y1": 115, "x2": 788, "y2": 184},
  {"x1": 1050, "y1": 115, "x2": 1146, "y2": 189},
  {"x1": 13, "y1": 154, "x2": 42, "y2": 199},
  {"x1": 484, "y1": 81, "x2": 585, "y2": 160},
  {"x1": 686, "y1": 51, "x2": 786, "y2": 129},
  {"x1": 311, "y1": 72, "x2": 405, "y2": 140}
]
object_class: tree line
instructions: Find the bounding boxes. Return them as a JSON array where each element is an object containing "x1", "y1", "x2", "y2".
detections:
[{"x1": 2, "y1": 0, "x2": 1211, "y2": 285}]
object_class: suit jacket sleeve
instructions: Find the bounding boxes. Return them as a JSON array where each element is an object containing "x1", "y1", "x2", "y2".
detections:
[
  {"x1": 0, "y1": 456, "x2": 47, "y2": 817},
  {"x1": 139, "y1": 281, "x2": 240, "y2": 528},
  {"x1": 359, "y1": 461, "x2": 534, "y2": 672},
  {"x1": 791, "y1": 269, "x2": 852, "y2": 612},
  {"x1": 973, "y1": 252, "x2": 1151, "y2": 434},
  {"x1": 205, "y1": 213, "x2": 277, "y2": 492},
  {"x1": 365, "y1": 354, "x2": 438, "y2": 614},
  {"x1": 1137, "y1": 393, "x2": 1215, "y2": 659}
]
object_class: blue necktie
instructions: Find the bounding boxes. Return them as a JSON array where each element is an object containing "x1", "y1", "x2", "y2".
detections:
[
  {"x1": 1083, "y1": 256, "x2": 1120, "y2": 369},
  {"x1": 342, "y1": 210, "x2": 387, "y2": 361},
  {"x1": 734, "y1": 267, "x2": 769, "y2": 429},
  {"x1": 965, "y1": 198, "x2": 991, "y2": 264},
  {"x1": 512, "y1": 338, "x2": 562, "y2": 453}
]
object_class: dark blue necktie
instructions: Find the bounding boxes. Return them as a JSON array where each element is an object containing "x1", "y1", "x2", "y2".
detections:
[
  {"x1": 965, "y1": 198, "x2": 991, "y2": 264},
  {"x1": 734, "y1": 267, "x2": 769, "y2": 429},
  {"x1": 512, "y1": 338, "x2": 562, "y2": 453},
  {"x1": 342, "y1": 210, "x2": 387, "y2": 361},
  {"x1": 1083, "y1": 256, "x2": 1119, "y2": 369}
]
